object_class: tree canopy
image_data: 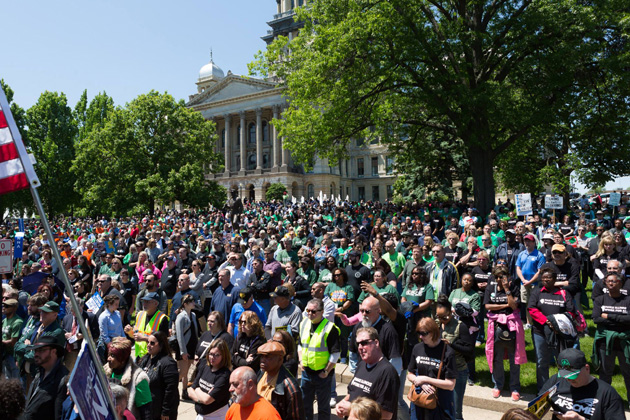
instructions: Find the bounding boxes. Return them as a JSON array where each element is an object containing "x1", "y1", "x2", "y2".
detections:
[
  {"x1": 72, "y1": 91, "x2": 224, "y2": 216},
  {"x1": 251, "y1": 0, "x2": 630, "y2": 214}
]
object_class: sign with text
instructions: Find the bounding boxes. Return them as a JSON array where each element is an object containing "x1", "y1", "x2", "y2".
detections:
[
  {"x1": 86, "y1": 292, "x2": 104, "y2": 312},
  {"x1": 14, "y1": 232, "x2": 24, "y2": 259},
  {"x1": 515, "y1": 193, "x2": 533, "y2": 216},
  {"x1": 0, "y1": 239, "x2": 13, "y2": 273},
  {"x1": 545, "y1": 195, "x2": 564, "y2": 210},
  {"x1": 68, "y1": 342, "x2": 116, "y2": 420},
  {"x1": 609, "y1": 193, "x2": 621, "y2": 207}
]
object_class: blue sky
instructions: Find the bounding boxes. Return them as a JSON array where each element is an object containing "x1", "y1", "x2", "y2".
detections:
[
  {"x1": 2, "y1": 1, "x2": 628, "y2": 194},
  {"x1": 2, "y1": 1, "x2": 272, "y2": 109}
]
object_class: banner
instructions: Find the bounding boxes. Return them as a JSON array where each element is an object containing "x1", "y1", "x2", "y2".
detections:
[
  {"x1": 18, "y1": 217, "x2": 24, "y2": 232},
  {"x1": 14, "y1": 231, "x2": 24, "y2": 259},
  {"x1": 527, "y1": 382, "x2": 559, "y2": 419},
  {"x1": 609, "y1": 192, "x2": 621, "y2": 207},
  {"x1": 68, "y1": 342, "x2": 117, "y2": 420},
  {"x1": 545, "y1": 195, "x2": 564, "y2": 210},
  {"x1": 515, "y1": 193, "x2": 533, "y2": 216}
]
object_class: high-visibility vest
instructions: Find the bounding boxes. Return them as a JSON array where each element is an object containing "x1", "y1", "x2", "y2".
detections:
[
  {"x1": 135, "y1": 310, "x2": 168, "y2": 359},
  {"x1": 299, "y1": 318, "x2": 336, "y2": 371}
]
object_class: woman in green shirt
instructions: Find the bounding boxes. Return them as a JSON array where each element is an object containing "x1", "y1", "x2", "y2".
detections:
[
  {"x1": 325, "y1": 268, "x2": 355, "y2": 361},
  {"x1": 357, "y1": 269, "x2": 399, "y2": 303},
  {"x1": 401, "y1": 266, "x2": 435, "y2": 367},
  {"x1": 317, "y1": 255, "x2": 338, "y2": 284}
]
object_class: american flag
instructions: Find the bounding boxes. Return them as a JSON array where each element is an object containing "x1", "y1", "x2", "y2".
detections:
[{"x1": 0, "y1": 85, "x2": 39, "y2": 195}]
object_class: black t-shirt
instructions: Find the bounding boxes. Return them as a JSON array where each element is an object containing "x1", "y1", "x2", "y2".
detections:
[
  {"x1": 408, "y1": 340, "x2": 457, "y2": 380},
  {"x1": 483, "y1": 279, "x2": 521, "y2": 315},
  {"x1": 161, "y1": 267, "x2": 181, "y2": 299},
  {"x1": 527, "y1": 287, "x2": 575, "y2": 336},
  {"x1": 192, "y1": 364, "x2": 231, "y2": 415},
  {"x1": 345, "y1": 263, "x2": 371, "y2": 297},
  {"x1": 348, "y1": 358, "x2": 400, "y2": 418},
  {"x1": 593, "y1": 294, "x2": 630, "y2": 332},
  {"x1": 592, "y1": 251, "x2": 621, "y2": 278},
  {"x1": 471, "y1": 265, "x2": 492, "y2": 295},
  {"x1": 540, "y1": 375, "x2": 625, "y2": 420},
  {"x1": 444, "y1": 246, "x2": 463, "y2": 265},
  {"x1": 540, "y1": 261, "x2": 581, "y2": 297},
  {"x1": 349, "y1": 317, "x2": 401, "y2": 359},
  {"x1": 591, "y1": 278, "x2": 630, "y2": 301},
  {"x1": 195, "y1": 330, "x2": 234, "y2": 358}
]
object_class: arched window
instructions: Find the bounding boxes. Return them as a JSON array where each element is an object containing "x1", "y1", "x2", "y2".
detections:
[
  {"x1": 307, "y1": 184, "x2": 314, "y2": 199},
  {"x1": 221, "y1": 129, "x2": 225, "y2": 149},
  {"x1": 236, "y1": 125, "x2": 241, "y2": 147},
  {"x1": 249, "y1": 123, "x2": 256, "y2": 144},
  {"x1": 262, "y1": 121, "x2": 269, "y2": 142},
  {"x1": 248, "y1": 154, "x2": 256, "y2": 170}
]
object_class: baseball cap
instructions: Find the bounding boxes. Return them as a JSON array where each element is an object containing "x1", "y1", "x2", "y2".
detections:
[
  {"x1": 166, "y1": 255, "x2": 176, "y2": 262},
  {"x1": 557, "y1": 348, "x2": 587, "y2": 380},
  {"x1": 257, "y1": 341, "x2": 286, "y2": 356},
  {"x1": 523, "y1": 234, "x2": 536, "y2": 242},
  {"x1": 552, "y1": 244, "x2": 566, "y2": 253},
  {"x1": 39, "y1": 301, "x2": 60, "y2": 313},
  {"x1": 238, "y1": 287, "x2": 253, "y2": 304},
  {"x1": 27, "y1": 335, "x2": 65, "y2": 354},
  {"x1": 348, "y1": 250, "x2": 361, "y2": 258},
  {"x1": 506, "y1": 229, "x2": 516, "y2": 235},
  {"x1": 543, "y1": 234, "x2": 554, "y2": 241},
  {"x1": 141, "y1": 292, "x2": 160, "y2": 302},
  {"x1": 269, "y1": 286, "x2": 290, "y2": 298},
  {"x1": 4, "y1": 298, "x2": 18, "y2": 306}
]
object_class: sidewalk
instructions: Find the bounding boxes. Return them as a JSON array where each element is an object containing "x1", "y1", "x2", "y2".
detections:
[{"x1": 175, "y1": 363, "x2": 630, "y2": 420}]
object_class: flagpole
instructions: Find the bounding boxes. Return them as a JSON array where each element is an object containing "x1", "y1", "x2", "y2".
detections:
[
  {"x1": 0, "y1": 87, "x2": 119, "y2": 420},
  {"x1": 29, "y1": 186, "x2": 120, "y2": 420}
]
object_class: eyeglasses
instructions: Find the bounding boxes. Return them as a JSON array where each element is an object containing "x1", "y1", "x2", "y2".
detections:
[
  {"x1": 417, "y1": 331, "x2": 429, "y2": 337},
  {"x1": 436, "y1": 315, "x2": 450, "y2": 321},
  {"x1": 356, "y1": 339, "x2": 374, "y2": 347},
  {"x1": 359, "y1": 309, "x2": 372, "y2": 314},
  {"x1": 306, "y1": 309, "x2": 321, "y2": 314},
  {"x1": 147, "y1": 341, "x2": 158, "y2": 346},
  {"x1": 208, "y1": 352, "x2": 222, "y2": 358}
]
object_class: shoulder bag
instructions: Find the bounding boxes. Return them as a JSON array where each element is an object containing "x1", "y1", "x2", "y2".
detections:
[{"x1": 408, "y1": 340, "x2": 447, "y2": 410}]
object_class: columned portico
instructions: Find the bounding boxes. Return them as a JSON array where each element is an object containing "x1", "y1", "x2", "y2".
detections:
[
  {"x1": 223, "y1": 114, "x2": 231, "y2": 174},
  {"x1": 255, "y1": 108, "x2": 263, "y2": 173},
  {"x1": 272, "y1": 105, "x2": 280, "y2": 172},
  {"x1": 239, "y1": 111, "x2": 246, "y2": 174}
]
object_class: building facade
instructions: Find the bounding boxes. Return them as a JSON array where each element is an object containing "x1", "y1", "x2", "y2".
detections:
[{"x1": 186, "y1": 1, "x2": 396, "y2": 202}]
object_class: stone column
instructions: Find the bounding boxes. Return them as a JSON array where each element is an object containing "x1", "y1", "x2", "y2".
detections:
[
  {"x1": 255, "y1": 108, "x2": 263, "y2": 173},
  {"x1": 224, "y1": 114, "x2": 231, "y2": 175},
  {"x1": 272, "y1": 105, "x2": 280, "y2": 172},
  {"x1": 239, "y1": 111, "x2": 246, "y2": 173},
  {"x1": 281, "y1": 136, "x2": 289, "y2": 170}
]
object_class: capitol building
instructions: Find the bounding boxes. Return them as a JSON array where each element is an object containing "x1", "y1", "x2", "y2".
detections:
[{"x1": 186, "y1": 0, "x2": 396, "y2": 202}]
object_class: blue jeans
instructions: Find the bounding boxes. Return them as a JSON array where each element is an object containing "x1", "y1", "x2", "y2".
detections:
[
  {"x1": 454, "y1": 368, "x2": 469, "y2": 420},
  {"x1": 410, "y1": 387, "x2": 455, "y2": 420},
  {"x1": 301, "y1": 368, "x2": 333, "y2": 420},
  {"x1": 492, "y1": 338, "x2": 520, "y2": 392},
  {"x1": 533, "y1": 332, "x2": 556, "y2": 392},
  {"x1": 2, "y1": 354, "x2": 20, "y2": 379},
  {"x1": 349, "y1": 351, "x2": 360, "y2": 373}
]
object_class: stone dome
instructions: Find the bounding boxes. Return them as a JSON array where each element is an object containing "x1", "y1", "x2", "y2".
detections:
[{"x1": 198, "y1": 54, "x2": 224, "y2": 81}]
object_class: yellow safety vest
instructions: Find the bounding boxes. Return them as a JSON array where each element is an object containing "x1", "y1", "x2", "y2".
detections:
[
  {"x1": 135, "y1": 310, "x2": 168, "y2": 359},
  {"x1": 299, "y1": 318, "x2": 336, "y2": 371}
]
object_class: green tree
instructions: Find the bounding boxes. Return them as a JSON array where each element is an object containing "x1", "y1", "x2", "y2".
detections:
[
  {"x1": 72, "y1": 91, "x2": 223, "y2": 216},
  {"x1": 26, "y1": 91, "x2": 78, "y2": 215},
  {"x1": 0, "y1": 80, "x2": 34, "y2": 215},
  {"x1": 74, "y1": 90, "x2": 115, "y2": 143},
  {"x1": 266, "y1": 182, "x2": 287, "y2": 201},
  {"x1": 251, "y1": 0, "x2": 628, "y2": 215}
]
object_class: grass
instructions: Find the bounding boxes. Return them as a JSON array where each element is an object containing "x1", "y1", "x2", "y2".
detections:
[{"x1": 471, "y1": 278, "x2": 628, "y2": 404}]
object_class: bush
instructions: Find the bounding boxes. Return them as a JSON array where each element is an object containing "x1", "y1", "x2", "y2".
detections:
[{"x1": 266, "y1": 183, "x2": 287, "y2": 201}]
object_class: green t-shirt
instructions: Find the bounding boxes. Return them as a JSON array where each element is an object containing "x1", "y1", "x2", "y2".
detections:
[
  {"x1": 325, "y1": 283, "x2": 355, "y2": 314},
  {"x1": 358, "y1": 283, "x2": 399, "y2": 303},
  {"x1": 298, "y1": 267, "x2": 318, "y2": 286},
  {"x1": 448, "y1": 288, "x2": 481, "y2": 312},
  {"x1": 382, "y1": 252, "x2": 407, "y2": 277},
  {"x1": 318, "y1": 268, "x2": 334, "y2": 284},
  {"x1": 111, "y1": 371, "x2": 152, "y2": 407},
  {"x1": 276, "y1": 249, "x2": 298, "y2": 265},
  {"x1": 402, "y1": 284, "x2": 435, "y2": 318},
  {"x1": 2, "y1": 315, "x2": 24, "y2": 355}
]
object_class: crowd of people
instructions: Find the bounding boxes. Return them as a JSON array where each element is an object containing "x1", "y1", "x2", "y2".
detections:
[{"x1": 2, "y1": 194, "x2": 630, "y2": 420}]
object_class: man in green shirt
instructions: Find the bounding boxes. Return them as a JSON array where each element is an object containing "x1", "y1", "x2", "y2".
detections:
[
  {"x1": 382, "y1": 240, "x2": 407, "y2": 280},
  {"x1": 2, "y1": 298, "x2": 24, "y2": 379}
]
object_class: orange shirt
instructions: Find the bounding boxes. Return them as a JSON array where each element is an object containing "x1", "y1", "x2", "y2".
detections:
[
  {"x1": 83, "y1": 249, "x2": 95, "y2": 265},
  {"x1": 226, "y1": 397, "x2": 281, "y2": 420}
]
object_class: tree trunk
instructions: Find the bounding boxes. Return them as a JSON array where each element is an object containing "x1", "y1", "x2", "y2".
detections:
[{"x1": 468, "y1": 148, "x2": 496, "y2": 217}]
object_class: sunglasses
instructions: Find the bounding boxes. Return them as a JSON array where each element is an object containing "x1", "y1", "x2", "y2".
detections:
[
  {"x1": 306, "y1": 309, "x2": 321, "y2": 314},
  {"x1": 359, "y1": 309, "x2": 372, "y2": 314},
  {"x1": 356, "y1": 339, "x2": 374, "y2": 347},
  {"x1": 417, "y1": 331, "x2": 429, "y2": 337}
]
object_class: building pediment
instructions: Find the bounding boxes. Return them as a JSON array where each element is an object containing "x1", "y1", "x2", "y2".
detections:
[{"x1": 187, "y1": 75, "x2": 278, "y2": 107}]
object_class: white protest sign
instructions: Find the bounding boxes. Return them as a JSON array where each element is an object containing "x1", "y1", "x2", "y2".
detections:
[
  {"x1": 609, "y1": 193, "x2": 621, "y2": 207},
  {"x1": 515, "y1": 193, "x2": 533, "y2": 216},
  {"x1": 545, "y1": 195, "x2": 564, "y2": 210},
  {"x1": 0, "y1": 239, "x2": 12, "y2": 274},
  {"x1": 86, "y1": 293, "x2": 104, "y2": 312}
]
